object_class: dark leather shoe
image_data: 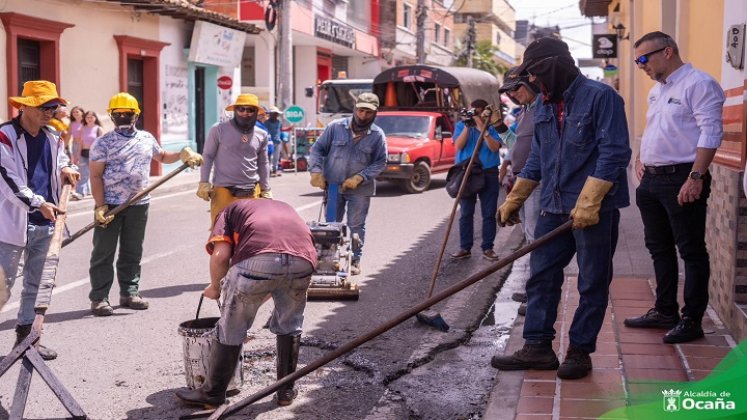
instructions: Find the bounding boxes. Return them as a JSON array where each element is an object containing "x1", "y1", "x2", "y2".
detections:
[
  {"x1": 517, "y1": 303, "x2": 527, "y2": 316},
  {"x1": 491, "y1": 343, "x2": 559, "y2": 371},
  {"x1": 557, "y1": 345, "x2": 592, "y2": 380},
  {"x1": 482, "y1": 249, "x2": 499, "y2": 261},
  {"x1": 450, "y1": 249, "x2": 471, "y2": 260},
  {"x1": 511, "y1": 292, "x2": 528, "y2": 303},
  {"x1": 624, "y1": 308, "x2": 679, "y2": 329},
  {"x1": 663, "y1": 318, "x2": 704, "y2": 344}
]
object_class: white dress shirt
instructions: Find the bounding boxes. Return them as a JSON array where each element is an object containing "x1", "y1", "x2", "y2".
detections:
[{"x1": 640, "y1": 63, "x2": 725, "y2": 166}]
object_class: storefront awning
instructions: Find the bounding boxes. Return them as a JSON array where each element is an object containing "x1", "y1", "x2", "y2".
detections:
[
  {"x1": 108, "y1": 0, "x2": 261, "y2": 34},
  {"x1": 579, "y1": 0, "x2": 612, "y2": 17}
]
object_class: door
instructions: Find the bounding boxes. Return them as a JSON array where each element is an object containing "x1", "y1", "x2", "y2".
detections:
[
  {"x1": 194, "y1": 67, "x2": 206, "y2": 153},
  {"x1": 17, "y1": 39, "x2": 41, "y2": 94},
  {"x1": 127, "y1": 58, "x2": 145, "y2": 130}
]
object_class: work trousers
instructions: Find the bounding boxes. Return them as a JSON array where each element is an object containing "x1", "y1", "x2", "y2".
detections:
[
  {"x1": 458, "y1": 170, "x2": 501, "y2": 252},
  {"x1": 216, "y1": 253, "x2": 313, "y2": 346},
  {"x1": 89, "y1": 204, "x2": 149, "y2": 302},
  {"x1": 523, "y1": 210, "x2": 619, "y2": 353},
  {"x1": 636, "y1": 168, "x2": 711, "y2": 321},
  {"x1": 331, "y1": 191, "x2": 370, "y2": 261}
]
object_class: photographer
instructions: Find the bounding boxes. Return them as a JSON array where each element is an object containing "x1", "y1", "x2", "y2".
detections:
[{"x1": 450, "y1": 99, "x2": 507, "y2": 261}]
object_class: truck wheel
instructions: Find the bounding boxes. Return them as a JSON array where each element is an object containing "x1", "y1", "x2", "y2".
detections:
[{"x1": 401, "y1": 161, "x2": 431, "y2": 194}]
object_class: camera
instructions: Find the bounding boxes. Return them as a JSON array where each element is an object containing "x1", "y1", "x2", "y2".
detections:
[{"x1": 460, "y1": 108, "x2": 477, "y2": 127}]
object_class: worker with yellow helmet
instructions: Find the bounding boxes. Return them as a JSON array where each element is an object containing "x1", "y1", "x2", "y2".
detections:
[{"x1": 86, "y1": 92, "x2": 203, "y2": 317}]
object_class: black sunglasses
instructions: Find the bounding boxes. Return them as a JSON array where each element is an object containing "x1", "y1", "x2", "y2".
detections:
[
  {"x1": 234, "y1": 106, "x2": 257, "y2": 114},
  {"x1": 634, "y1": 47, "x2": 667, "y2": 65},
  {"x1": 112, "y1": 111, "x2": 136, "y2": 118},
  {"x1": 38, "y1": 104, "x2": 60, "y2": 113}
]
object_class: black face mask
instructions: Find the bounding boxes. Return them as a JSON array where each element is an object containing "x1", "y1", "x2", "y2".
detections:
[
  {"x1": 111, "y1": 112, "x2": 138, "y2": 136},
  {"x1": 527, "y1": 56, "x2": 580, "y2": 103},
  {"x1": 351, "y1": 111, "x2": 376, "y2": 133},
  {"x1": 233, "y1": 113, "x2": 257, "y2": 132}
]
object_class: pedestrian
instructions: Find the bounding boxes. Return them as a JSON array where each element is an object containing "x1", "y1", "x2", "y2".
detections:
[
  {"x1": 624, "y1": 32, "x2": 725, "y2": 344},
  {"x1": 0, "y1": 80, "x2": 81, "y2": 360},
  {"x1": 48, "y1": 107, "x2": 70, "y2": 155},
  {"x1": 265, "y1": 106, "x2": 284, "y2": 177},
  {"x1": 71, "y1": 110, "x2": 103, "y2": 200},
  {"x1": 497, "y1": 67, "x2": 541, "y2": 315},
  {"x1": 308, "y1": 92, "x2": 387, "y2": 275},
  {"x1": 196, "y1": 94, "x2": 272, "y2": 226},
  {"x1": 68, "y1": 106, "x2": 85, "y2": 199},
  {"x1": 175, "y1": 199, "x2": 317, "y2": 408},
  {"x1": 449, "y1": 98, "x2": 505, "y2": 262},
  {"x1": 491, "y1": 37, "x2": 631, "y2": 380},
  {"x1": 88, "y1": 92, "x2": 203, "y2": 316}
]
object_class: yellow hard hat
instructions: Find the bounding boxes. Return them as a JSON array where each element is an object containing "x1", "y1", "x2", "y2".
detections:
[{"x1": 107, "y1": 92, "x2": 141, "y2": 115}]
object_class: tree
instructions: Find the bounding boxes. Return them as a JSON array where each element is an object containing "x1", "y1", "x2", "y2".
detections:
[{"x1": 455, "y1": 40, "x2": 507, "y2": 76}]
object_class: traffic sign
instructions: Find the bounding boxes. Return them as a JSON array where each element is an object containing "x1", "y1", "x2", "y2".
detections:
[
  {"x1": 284, "y1": 105, "x2": 305, "y2": 124},
  {"x1": 217, "y1": 76, "x2": 233, "y2": 90}
]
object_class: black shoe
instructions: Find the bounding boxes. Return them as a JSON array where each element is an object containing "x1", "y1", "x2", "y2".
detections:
[
  {"x1": 663, "y1": 317, "x2": 704, "y2": 344},
  {"x1": 557, "y1": 345, "x2": 592, "y2": 380},
  {"x1": 511, "y1": 292, "x2": 528, "y2": 303},
  {"x1": 490, "y1": 343, "x2": 559, "y2": 371},
  {"x1": 14, "y1": 324, "x2": 57, "y2": 361},
  {"x1": 517, "y1": 303, "x2": 527, "y2": 316},
  {"x1": 276, "y1": 334, "x2": 301, "y2": 406},
  {"x1": 176, "y1": 341, "x2": 242, "y2": 408},
  {"x1": 624, "y1": 308, "x2": 680, "y2": 329}
]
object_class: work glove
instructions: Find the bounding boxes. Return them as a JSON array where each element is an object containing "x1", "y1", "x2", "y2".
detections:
[
  {"x1": 196, "y1": 182, "x2": 213, "y2": 201},
  {"x1": 497, "y1": 177, "x2": 539, "y2": 226},
  {"x1": 260, "y1": 190, "x2": 273, "y2": 199},
  {"x1": 570, "y1": 176, "x2": 614, "y2": 229},
  {"x1": 94, "y1": 205, "x2": 114, "y2": 226},
  {"x1": 179, "y1": 147, "x2": 204, "y2": 168},
  {"x1": 341, "y1": 174, "x2": 364, "y2": 192},
  {"x1": 310, "y1": 172, "x2": 326, "y2": 189}
]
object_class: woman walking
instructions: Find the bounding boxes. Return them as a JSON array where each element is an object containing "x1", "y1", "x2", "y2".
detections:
[{"x1": 73, "y1": 110, "x2": 103, "y2": 199}]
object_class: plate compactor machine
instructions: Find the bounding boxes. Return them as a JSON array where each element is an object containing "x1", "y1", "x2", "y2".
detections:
[{"x1": 306, "y1": 184, "x2": 361, "y2": 300}]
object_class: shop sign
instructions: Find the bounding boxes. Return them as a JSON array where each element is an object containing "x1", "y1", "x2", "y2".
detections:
[
  {"x1": 188, "y1": 21, "x2": 246, "y2": 67},
  {"x1": 284, "y1": 105, "x2": 305, "y2": 124},
  {"x1": 217, "y1": 76, "x2": 233, "y2": 90},
  {"x1": 315, "y1": 15, "x2": 355, "y2": 49},
  {"x1": 593, "y1": 34, "x2": 617, "y2": 59}
]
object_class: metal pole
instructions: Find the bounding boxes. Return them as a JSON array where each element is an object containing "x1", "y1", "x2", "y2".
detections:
[
  {"x1": 278, "y1": 0, "x2": 293, "y2": 110},
  {"x1": 415, "y1": 0, "x2": 427, "y2": 64}
]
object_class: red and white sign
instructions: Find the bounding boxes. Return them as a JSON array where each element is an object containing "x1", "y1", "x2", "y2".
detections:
[{"x1": 217, "y1": 76, "x2": 233, "y2": 90}]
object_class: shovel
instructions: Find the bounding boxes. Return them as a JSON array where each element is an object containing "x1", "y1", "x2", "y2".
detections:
[{"x1": 62, "y1": 162, "x2": 190, "y2": 247}]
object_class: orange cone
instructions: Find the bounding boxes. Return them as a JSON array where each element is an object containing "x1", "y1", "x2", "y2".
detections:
[{"x1": 385, "y1": 82, "x2": 397, "y2": 107}]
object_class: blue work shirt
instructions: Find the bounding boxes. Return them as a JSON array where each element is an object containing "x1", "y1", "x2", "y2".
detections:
[
  {"x1": 264, "y1": 119, "x2": 282, "y2": 143},
  {"x1": 520, "y1": 75, "x2": 631, "y2": 214},
  {"x1": 309, "y1": 117, "x2": 387, "y2": 196},
  {"x1": 452, "y1": 121, "x2": 502, "y2": 169}
]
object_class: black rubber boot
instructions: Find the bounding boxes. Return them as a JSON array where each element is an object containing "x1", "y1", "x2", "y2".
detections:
[
  {"x1": 15, "y1": 324, "x2": 57, "y2": 361},
  {"x1": 276, "y1": 334, "x2": 301, "y2": 406},
  {"x1": 176, "y1": 341, "x2": 242, "y2": 408}
]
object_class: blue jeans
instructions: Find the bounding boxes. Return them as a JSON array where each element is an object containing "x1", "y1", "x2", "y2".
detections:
[
  {"x1": 0, "y1": 224, "x2": 55, "y2": 325},
  {"x1": 458, "y1": 171, "x2": 501, "y2": 251},
  {"x1": 523, "y1": 210, "x2": 619, "y2": 353},
  {"x1": 271, "y1": 142, "x2": 281, "y2": 171},
  {"x1": 75, "y1": 155, "x2": 90, "y2": 196},
  {"x1": 216, "y1": 253, "x2": 313, "y2": 345},
  {"x1": 636, "y1": 168, "x2": 711, "y2": 321},
  {"x1": 332, "y1": 192, "x2": 370, "y2": 261}
]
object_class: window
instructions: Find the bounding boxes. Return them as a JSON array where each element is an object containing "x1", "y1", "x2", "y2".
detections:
[
  {"x1": 443, "y1": 28, "x2": 450, "y2": 47},
  {"x1": 17, "y1": 38, "x2": 40, "y2": 94},
  {"x1": 434, "y1": 23, "x2": 441, "y2": 44},
  {"x1": 403, "y1": 3, "x2": 412, "y2": 29}
]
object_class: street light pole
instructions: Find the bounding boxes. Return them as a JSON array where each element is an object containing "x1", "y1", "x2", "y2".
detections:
[{"x1": 278, "y1": 0, "x2": 293, "y2": 109}]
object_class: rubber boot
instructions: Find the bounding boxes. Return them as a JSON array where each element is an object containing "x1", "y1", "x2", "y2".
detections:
[
  {"x1": 176, "y1": 341, "x2": 242, "y2": 408},
  {"x1": 276, "y1": 334, "x2": 301, "y2": 406},
  {"x1": 15, "y1": 324, "x2": 57, "y2": 361}
]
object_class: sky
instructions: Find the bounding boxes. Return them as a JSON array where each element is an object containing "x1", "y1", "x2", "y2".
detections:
[{"x1": 509, "y1": 0, "x2": 604, "y2": 78}]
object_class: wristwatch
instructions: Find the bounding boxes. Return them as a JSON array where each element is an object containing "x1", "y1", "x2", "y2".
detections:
[{"x1": 688, "y1": 170, "x2": 702, "y2": 180}]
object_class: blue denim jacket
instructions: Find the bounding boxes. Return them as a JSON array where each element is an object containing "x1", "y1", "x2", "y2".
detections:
[
  {"x1": 309, "y1": 117, "x2": 387, "y2": 196},
  {"x1": 520, "y1": 75, "x2": 631, "y2": 214}
]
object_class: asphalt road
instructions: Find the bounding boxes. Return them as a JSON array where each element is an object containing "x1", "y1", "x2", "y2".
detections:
[{"x1": 0, "y1": 171, "x2": 524, "y2": 420}]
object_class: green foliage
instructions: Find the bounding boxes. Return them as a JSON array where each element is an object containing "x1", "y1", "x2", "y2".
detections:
[{"x1": 455, "y1": 40, "x2": 507, "y2": 76}]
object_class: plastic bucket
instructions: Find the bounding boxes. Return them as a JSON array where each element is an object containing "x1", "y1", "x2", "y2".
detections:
[{"x1": 178, "y1": 316, "x2": 243, "y2": 391}]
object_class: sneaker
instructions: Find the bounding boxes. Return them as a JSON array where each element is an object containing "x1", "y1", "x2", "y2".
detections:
[
  {"x1": 511, "y1": 292, "x2": 528, "y2": 303},
  {"x1": 450, "y1": 249, "x2": 471, "y2": 260},
  {"x1": 557, "y1": 345, "x2": 593, "y2": 380},
  {"x1": 663, "y1": 317, "x2": 704, "y2": 344},
  {"x1": 517, "y1": 302, "x2": 527, "y2": 316},
  {"x1": 91, "y1": 300, "x2": 114, "y2": 317},
  {"x1": 482, "y1": 249, "x2": 499, "y2": 261},
  {"x1": 624, "y1": 308, "x2": 680, "y2": 329},
  {"x1": 490, "y1": 343, "x2": 559, "y2": 371},
  {"x1": 120, "y1": 294, "x2": 150, "y2": 310},
  {"x1": 70, "y1": 192, "x2": 83, "y2": 201},
  {"x1": 350, "y1": 260, "x2": 361, "y2": 276}
]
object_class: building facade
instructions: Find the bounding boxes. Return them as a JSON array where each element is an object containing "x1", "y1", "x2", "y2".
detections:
[{"x1": 453, "y1": 0, "x2": 518, "y2": 70}]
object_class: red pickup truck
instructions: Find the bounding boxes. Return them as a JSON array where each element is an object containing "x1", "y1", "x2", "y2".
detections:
[
  {"x1": 375, "y1": 111, "x2": 456, "y2": 193},
  {"x1": 371, "y1": 65, "x2": 501, "y2": 194}
]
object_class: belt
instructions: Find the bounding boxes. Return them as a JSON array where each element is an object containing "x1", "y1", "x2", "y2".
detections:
[
  {"x1": 227, "y1": 185, "x2": 256, "y2": 197},
  {"x1": 643, "y1": 163, "x2": 692, "y2": 175}
]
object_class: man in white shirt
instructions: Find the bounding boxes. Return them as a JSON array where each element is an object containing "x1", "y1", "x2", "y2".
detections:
[{"x1": 625, "y1": 32, "x2": 725, "y2": 344}]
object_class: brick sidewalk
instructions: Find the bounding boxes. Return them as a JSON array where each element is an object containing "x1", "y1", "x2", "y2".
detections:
[{"x1": 485, "y1": 275, "x2": 737, "y2": 419}]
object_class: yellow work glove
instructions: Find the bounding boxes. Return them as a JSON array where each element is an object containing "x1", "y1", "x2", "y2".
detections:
[
  {"x1": 310, "y1": 172, "x2": 326, "y2": 189},
  {"x1": 179, "y1": 147, "x2": 204, "y2": 168},
  {"x1": 196, "y1": 182, "x2": 213, "y2": 201},
  {"x1": 341, "y1": 174, "x2": 364, "y2": 192},
  {"x1": 94, "y1": 205, "x2": 114, "y2": 225},
  {"x1": 570, "y1": 176, "x2": 614, "y2": 229},
  {"x1": 260, "y1": 190, "x2": 273, "y2": 199},
  {"x1": 497, "y1": 177, "x2": 539, "y2": 226}
]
